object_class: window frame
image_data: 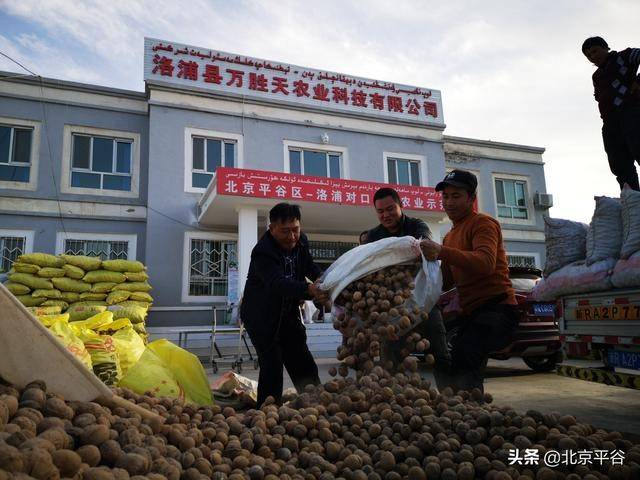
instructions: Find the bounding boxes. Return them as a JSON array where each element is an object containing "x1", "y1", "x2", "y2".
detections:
[
  {"x1": 54, "y1": 232, "x2": 137, "y2": 260},
  {"x1": 61, "y1": 125, "x2": 140, "y2": 198},
  {"x1": 283, "y1": 140, "x2": 349, "y2": 179},
  {"x1": 184, "y1": 127, "x2": 244, "y2": 193},
  {"x1": 382, "y1": 152, "x2": 426, "y2": 187},
  {"x1": 0, "y1": 116, "x2": 40, "y2": 191},
  {"x1": 506, "y1": 251, "x2": 541, "y2": 269},
  {"x1": 182, "y1": 231, "x2": 238, "y2": 303},
  {"x1": 491, "y1": 173, "x2": 535, "y2": 226},
  {"x1": 0, "y1": 229, "x2": 35, "y2": 276}
]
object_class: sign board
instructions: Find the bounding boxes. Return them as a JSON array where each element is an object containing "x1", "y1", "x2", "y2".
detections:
[
  {"x1": 144, "y1": 37, "x2": 443, "y2": 126},
  {"x1": 215, "y1": 167, "x2": 444, "y2": 212}
]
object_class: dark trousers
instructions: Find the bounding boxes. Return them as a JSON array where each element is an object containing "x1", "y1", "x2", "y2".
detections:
[
  {"x1": 245, "y1": 313, "x2": 320, "y2": 407},
  {"x1": 602, "y1": 104, "x2": 640, "y2": 191},
  {"x1": 442, "y1": 303, "x2": 518, "y2": 393}
]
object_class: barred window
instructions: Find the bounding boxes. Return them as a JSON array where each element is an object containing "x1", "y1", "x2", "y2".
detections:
[
  {"x1": 64, "y1": 239, "x2": 129, "y2": 260},
  {"x1": 0, "y1": 236, "x2": 26, "y2": 273},
  {"x1": 189, "y1": 239, "x2": 237, "y2": 296},
  {"x1": 308, "y1": 241, "x2": 357, "y2": 262}
]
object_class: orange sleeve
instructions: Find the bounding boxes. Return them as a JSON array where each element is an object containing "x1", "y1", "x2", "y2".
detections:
[
  {"x1": 438, "y1": 219, "x2": 500, "y2": 276},
  {"x1": 441, "y1": 262, "x2": 454, "y2": 291}
]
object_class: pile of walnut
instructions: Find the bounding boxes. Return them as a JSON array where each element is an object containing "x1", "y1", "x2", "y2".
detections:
[
  {"x1": 332, "y1": 264, "x2": 432, "y2": 374},
  {"x1": 2, "y1": 376, "x2": 638, "y2": 480}
]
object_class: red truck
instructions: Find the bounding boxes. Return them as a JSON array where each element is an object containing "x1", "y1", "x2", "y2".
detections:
[{"x1": 437, "y1": 266, "x2": 562, "y2": 372}]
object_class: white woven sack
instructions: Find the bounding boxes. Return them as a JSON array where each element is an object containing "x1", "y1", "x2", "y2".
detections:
[
  {"x1": 533, "y1": 258, "x2": 616, "y2": 301},
  {"x1": 586, "y1": 196, "x2": 622, "y2": 265},
  {"x1": 611, "y1": 251, "x2": 640, "y2": 289},
  {"x1": 620, "y1": 188, "x2": 640, "y2": 259},
  {"x1": 543, "y1": 217, "x2": 588, "y2": 277}
]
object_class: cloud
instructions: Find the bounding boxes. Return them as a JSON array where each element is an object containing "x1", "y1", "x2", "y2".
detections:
[{"x1": 1, "y1": 0, "x2": 638, "y2": 223}]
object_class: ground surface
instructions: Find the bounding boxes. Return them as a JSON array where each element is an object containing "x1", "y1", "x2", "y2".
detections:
[{"x1": 205, "y1": 356, "x2": 640, "y2": 441}]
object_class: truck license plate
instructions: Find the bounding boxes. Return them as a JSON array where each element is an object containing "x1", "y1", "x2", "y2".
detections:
[
  {"x1": 575, "y1": 305, "x2": 640, "y2": 321},
  {"x1": 607, "y1": 350, "x2": 640, "y2": 370},
  {"x1": 533, "y1": 303, "x2": 555, "y2": 316}
]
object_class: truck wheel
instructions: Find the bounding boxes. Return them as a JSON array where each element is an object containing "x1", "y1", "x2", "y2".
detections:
[{"x1": 523, "y1": 355, "x2": 558, "y2": 372}]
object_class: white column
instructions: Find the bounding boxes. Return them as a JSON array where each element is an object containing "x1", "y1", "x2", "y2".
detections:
[{"x1": 237, "y1": 207, "x2": 258, "y2": 296}]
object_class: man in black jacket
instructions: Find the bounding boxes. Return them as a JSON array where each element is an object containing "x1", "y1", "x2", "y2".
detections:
[
  {"x1": 362, "y1": 188, "x2": 450, "y2": 387},
  {"x1": 241, "y1": 203, "x2": 324, "y2": 406},
  {"x1": 582, "y1": 36, "x2": 640, "y2": 190}
]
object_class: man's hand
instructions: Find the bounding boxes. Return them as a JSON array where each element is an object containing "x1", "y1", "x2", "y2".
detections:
[
  {"x1": 420, "y1": 239, "x2": 442, "y2": 261},
  {"x1": 308, "y1": 281, "x2": 330, "y2": 303}
]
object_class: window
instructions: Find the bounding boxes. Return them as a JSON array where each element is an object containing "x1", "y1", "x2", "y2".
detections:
[
  {"x1": 387, "y1": 158, "x2": 420, "y2": 186},
  {"x1": 0, "y1": 230, "x2": 34, "y2": 274},
  {"x1": 55, "y1": 233, "x2": 137, "y2": 261},
  {"x1": 187, "y1": 237, "x2": 237, "y2": 298},
  {"x1": 0, "y1": 125, "x2": 32, "y2": 183},
  {"x1": 507, "y1": 254, "x2": 538, "y2": 268},
  {"x1": 495, "y1": 178, "x2": 528, "y2": 219},
  {"x1": 0, "y1": 117, "x2": 40, "y2": 191},
  {"x1": 191, "y1": 136, "x2": 236, "y2": 189},
  {"x1": 289, "y1": 148, "x2": 342, "y2": 178},
  {"x1": 61, "y1": 125, "x2": 140, "y2": 197},
  {"x1": 71, "y1": 134, "x2": 133, "y2": 191},
  {"x1": 308, "y1": 241, "x2": 357, "y2": 263}
]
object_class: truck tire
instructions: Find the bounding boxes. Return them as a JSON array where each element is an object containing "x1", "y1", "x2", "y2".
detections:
[{"x1": 523, "y1": 355, "x2": 558, "y2": 372}]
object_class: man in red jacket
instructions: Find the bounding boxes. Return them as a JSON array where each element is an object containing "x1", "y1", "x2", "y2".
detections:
[
  {"x1": 582, "y1": 36, "x2": 640, "y2": 190},
  {"x1": 420, "y1": 170, "x2": 518, "y2": 393}
]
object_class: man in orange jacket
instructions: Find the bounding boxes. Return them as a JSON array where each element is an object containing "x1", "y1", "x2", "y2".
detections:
[{"x1": 420, "y1": 170, "x2": 518, "y2": 393}]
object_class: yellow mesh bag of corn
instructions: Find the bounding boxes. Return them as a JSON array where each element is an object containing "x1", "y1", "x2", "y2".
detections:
[
  {"x1": 47, "y1": 318, "x2": 92, "y2": 370},
  {"x1": 16, "y1": 295, "x2": 45, "y2": 307},
  {"x1": 17, "y1": 253, "x2": 65, "y2": 268},
  {"x1": 124, "y1": 271, "x2": 149, "y2": 282},
  {"x1": 60, "y1": 254, "x2": 102, "y2": 271},
  {"x1": 83, "y1": 270, "x2": 126, "y2": 284},
  {"x1": 128, "y1": 291, "x2": 153, "y2": 303},
  {"x1": 60, "y1": 291, "x2": 80, "y2": 303},
  {"x1": 106, "y1": 290, "x2": 131, "y2": 305},
  {"x1": 91, "y1": 282, "x2": 117, "y2": 293},
  {"x1": 52, "y1": 277, "x2": 92, "y2": 293},
  {"x1": 41, "y1": 300, "x2": 69, "y2": 309},
  {"x1": 27, "y1": 305, "x2": 62, "y2": 316},
  {"x1": 102, "y1": 259, "x2": 145, "y2": 273},
  {"x1": 112, "y1": 281, "x2": 152, "y2": 293},
  {"x1": 67, "y1": 304, "x2": 107, "y2": 322},
  {"x1": 62, "y1": 264, "x2": 85, "y2": 279},
  {"x1": 32, "y1": 289, "x2": 62, "y2": 299},
  {"x1": 9, "y1": 273, "x2": 53, "y2": 290},
  {"x1": 3, "y1": 282, "x2": 31, "y2": 295},
  {"x1": 12, "y1": 263, "x2": 40, "y2": 274},
  {"x1": 37, "y1": 267, "x2": 66, "y2": 278},
  {"x1": 107, "y1": 304, "x2": 148, "y2": 324}
]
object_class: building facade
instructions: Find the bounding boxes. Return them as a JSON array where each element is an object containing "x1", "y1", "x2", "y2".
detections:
[{"x1": 0, "y1": 38, "x2": 552, "y2": 327}]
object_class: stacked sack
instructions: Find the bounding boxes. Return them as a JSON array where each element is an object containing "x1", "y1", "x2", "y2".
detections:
[
  {"x1": 533, "y1": 193, "x2": 640, "y2": 301},
  {"x1": 3, "y1": 253, "x2": 153, "y2": 339}
]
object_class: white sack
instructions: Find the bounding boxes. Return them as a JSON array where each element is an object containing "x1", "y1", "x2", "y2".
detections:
[
  {"x1": 620, "y1": 188, "x2": 640, "y2": 259},
  {"x1": 585, "y1": 196, "x2": 622, "y2": 265},
  {"x1": 319, "y1": 236, "x2": 442, "y2": 314},
  {"x1": 543, "y1": 217, "x2": 588, "y2": 276},
  {"x1": 532, "y1": 258, "x2": 616, "y2": 301},
  {"x1": 611, "y1": 251, "x2": 640, "y2": 289}
]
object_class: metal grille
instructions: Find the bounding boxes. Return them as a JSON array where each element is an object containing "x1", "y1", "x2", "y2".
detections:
[
  {"x1": 507, "y1": 254, "x2": 537, "y2": 268},
  {"x1": 308, "y1": 241, "x2": 357, "y2": 262},
  {"x1": 64, "y1": 239, "x2": 129, "y2": 260},
  {"x1": 189, "y1": 239, "x2": 237, "y2": 296},
  {"x1": 0, "y1": 236, "x2": 25, "y2": 273}
]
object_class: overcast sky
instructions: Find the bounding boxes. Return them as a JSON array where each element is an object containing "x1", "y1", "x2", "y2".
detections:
[{"x1": 0, "y1": 0, "x2": 637, "y2": 223}]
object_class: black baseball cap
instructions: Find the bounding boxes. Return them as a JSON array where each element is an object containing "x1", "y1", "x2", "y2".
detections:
[{"x1": 435, "y1": 169, "x2": 478, "y2": 193}]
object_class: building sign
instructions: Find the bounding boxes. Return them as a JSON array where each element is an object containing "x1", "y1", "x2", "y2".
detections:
[
  {"x1": 144, "y1": 38, "x2": 443, "y2": 126},
  {"x1": 215, "y1": 167, "x2": 444, "y2": 212}
]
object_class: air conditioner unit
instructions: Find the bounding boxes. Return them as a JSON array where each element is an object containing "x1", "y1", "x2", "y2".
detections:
[{"x1": 534, "y1": 192, "x2": 553, "y2": 209}]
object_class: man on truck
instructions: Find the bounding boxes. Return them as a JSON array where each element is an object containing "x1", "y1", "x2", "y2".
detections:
[
  {"x1": 420, "y1": 170, "x2": 518, "y2": 393},
  {"x1": 582, "y1": 36, "x2": 640, "y2": 190},
  {"x1": 362, "y1": 187, "x2": 450, "y2": 386},
  {"x1": 241, "y1": 202, "x2": 326, "y2": 406}
]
